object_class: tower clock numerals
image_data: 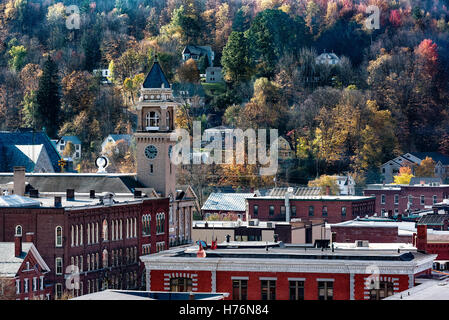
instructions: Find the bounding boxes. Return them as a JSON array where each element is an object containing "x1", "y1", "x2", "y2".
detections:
[{"x1": 145, "y1": 145, "x2": 158, "y2": 160}]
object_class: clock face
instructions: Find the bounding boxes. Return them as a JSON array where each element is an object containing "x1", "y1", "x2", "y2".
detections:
[{"x1": 145, "y1": 145, "x2": 158, "y2": 160}]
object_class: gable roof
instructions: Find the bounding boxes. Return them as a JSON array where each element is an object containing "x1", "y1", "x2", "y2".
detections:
[
  {"x1": 409, "y1": 177, "x2": 442, "y2": 185},
  {"x1": 408, "y1": 152, "x2": 449, "y2": 165},
  {"x1": 58, "y1": 136, "x2": 81, "y2": 145},
  {"x1": 202, "y1": 193, "x2": 256, "y2": 212},
  {"x1": 0, "y1": 131, "x2": 61, "y2": 172},
  {"x1": 107, "y1": 134, "x2": 133, "y2": 144},
  {"x1": 142, "y1": 60, "x2": 170, "y2": 89}
]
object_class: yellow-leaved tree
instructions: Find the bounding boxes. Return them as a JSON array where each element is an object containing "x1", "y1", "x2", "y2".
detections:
[
  {"x1": 308, "y1": 175, "x2": 340, "y2": 195},
  {"x1": 414, "y1": 157, "x2": 436, "y2": 177},
  {"x1": 393, "y1": 166, "x2": 414, "y2": 184}
]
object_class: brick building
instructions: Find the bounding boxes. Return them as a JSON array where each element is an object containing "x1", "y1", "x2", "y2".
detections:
[
  {"x1": 330, "y1": 219, "x2": 416, "y2": 244},
  {"x1": 246, "y1": 195, "x2": 375, "y2": 224},
  {"x1": 0, "y1": 191, "x2": 169, "y2": 299},
  {"x1": 141, "y1": 243, "x2": 435, "y2": 300},
  {"x1": 363, "y1": 183, "x2": 449, "y2": 216},
  {"x1": 0, "y1": 236, "x2": 51, "y2": 300}
]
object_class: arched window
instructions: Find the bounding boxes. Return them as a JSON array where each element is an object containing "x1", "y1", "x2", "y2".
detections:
[
  {"x1": 75, "y1": 225, "x2": 79, "y2": 246},
  {"x1": 15, "y1": 225, "x2": 22, "y2": 237},
  {"x1": 126, "y1": 219, "x2": 129, "y2": 238},
  {"x1": 102, "y1": 220, "x2": 108, "y2": 241},
  {"x1": 87, "y1": 280, "x2": 91, "y2": 294},
  {"x1": 55, "y1": 226, "x2": 63, "y2": 247},
  {"x1": 91, "y1": 223, "x2": 95, "y2": 244},
  {"x1": 80, "y1": 255, "x2": 83, "y2": 272},
  {"x1": 87, "y1": 255, "x2": 90, "y2": 271},
  {"x1": 102, "y1": 249, "x2": 108, "y2": 268},
  {"x1": 111, "y1": 221, "x2": 115, "y2": 241},
  {"x1": 95, "y1": 253, "x2": 99, "y2": 270},
  {"x1": 166, "y1": 111, "x2": 170, "y2": 129},
  {"x1": 145, "y1": 111, "x2": 160, "y2": 128},
  {"x1": 96, "y1": 223, "x2": 99, "y2": 243},
  {"x1": 71, "y1": 225, "x2": 74, "y2": 247},
  {"x1": 120, "y1": 220, "x2": 123, "y2": 239},
  {"x1": 134, "y1": 218, "x2": 137, "y2": 238},
  {"x1": 126, "y1": 248, "x2": 129, "y2": 264},
  {"x1": 87, "y1": 224, "x2": 90, "y2": 245}
]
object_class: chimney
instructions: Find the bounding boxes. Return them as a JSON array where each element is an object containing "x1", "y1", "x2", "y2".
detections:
[
  {"x1": 325, "y1": 186, "x2": 331, "y2": 195},
  {"x1": 54, "y1": 196, "x2": 62, "y2": 208},
  {"x1": 13, "y1": 166, "x2": 25, "y2": 196},
  {"x1": 25, "y1": 232, "x2": 34, "y2": 244},
  {"x1": 90, "y1": 190, "x2": 96, "y2": 199},
  {"x1": 29, "y1": 189, "x2": 39, "y2": 198},
  {"x1": 416, "y1": 225, "x2": 427, "y2": 252},
  {"x1": 14, "y1": 235, "x2": 22, "y2": 257},
  {"x1": 134, "y1": 190, "x2": 142, "y2": 198},
  {"x1": 66, "y1": 189, "x2": 75, "y2": 201}
]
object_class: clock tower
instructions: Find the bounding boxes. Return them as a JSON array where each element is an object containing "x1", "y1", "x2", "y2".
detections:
[{"x1": 134, "y1": 57, "x2": 177, "y2": 198}]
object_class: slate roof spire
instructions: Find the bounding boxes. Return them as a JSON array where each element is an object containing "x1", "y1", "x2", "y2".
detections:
[{"x1": 142, "y1": 54, "x2": 170, "y2": 89}]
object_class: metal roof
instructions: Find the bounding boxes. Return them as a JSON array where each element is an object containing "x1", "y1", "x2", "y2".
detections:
[
  {"x1": 0, "y1": 243, "x2": 33, "y2": 277},
  {"x1": 0, "y1": 195, "x2": 41, "y2": 208},
  {"x1": 202, "y1": 193, "x2": 256, "y2": 212},
  {"x1": 142, "y1": 60, "x2": 170, "y2": 89}
]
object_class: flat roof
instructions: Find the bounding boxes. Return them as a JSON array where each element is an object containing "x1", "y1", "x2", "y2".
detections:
[
  {"x1": 384, "y1": 279, "x2": 449, "y2": 300},
  {"x1": 71, "y1": 289, "x2": 228, "y2": 300},
  {"x1": 0, "y1": 192, "x2": 156, "y2": 209},
  {"x1": 248, "y1": 195, "x2": 375, "y2": 201},
  {"x1": 144, "y1": 243, "x2": 429, "y2": 262}
]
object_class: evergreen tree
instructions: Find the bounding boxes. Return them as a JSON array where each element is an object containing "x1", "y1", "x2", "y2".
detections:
[{"x1": 35, "y1": 56, "x2": 61, "y2": 138}]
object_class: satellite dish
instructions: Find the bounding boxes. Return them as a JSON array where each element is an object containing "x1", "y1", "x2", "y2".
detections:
[{"x1": 95, "y1": 156, "x2": 109, "y2": 173}]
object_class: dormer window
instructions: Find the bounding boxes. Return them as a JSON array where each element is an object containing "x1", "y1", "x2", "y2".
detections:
[{"x1": 146, "y1": 111, "x2": 160, "y2": 130}]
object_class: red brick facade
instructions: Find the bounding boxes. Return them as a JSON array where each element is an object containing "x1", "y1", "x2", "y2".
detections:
[
  {"x1": 364, "y1": 185, "x2": 449, "y2": 216},
  {"x1": 247, "y1": 197, "x2": 375, "y2": 223},
  {"x1": 148, "y1": 269, "x2": 421, "y2": 300},
  {"x1": 331, "y1": 226, "x2": 413, "y2": 243},
  {"x1": 0, "y1": 197, "x2": 169, "y2": 299}
]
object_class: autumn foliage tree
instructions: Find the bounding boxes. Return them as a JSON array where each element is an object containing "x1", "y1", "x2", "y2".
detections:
[
  {"x1": 308, "y1": 175, "x2": 340, "y2": 195},
  {"x1": 393, "y1": 166, "x2": 414, "y2": 185},
  {"x1": 414, "y1": 157, "x2": 436, "y2": 177}
]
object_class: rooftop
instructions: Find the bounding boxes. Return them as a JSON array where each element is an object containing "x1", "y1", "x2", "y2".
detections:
[
  {"x1": 201, "y1": 192, "x2": 257, "y2": 212},
  {"x1": 0, "y1": 192, "x2": 156, "y2": 209},
  {"x1": 71, "y1": 289, "x2": 228, "y2": 300},
  {"x1": 142, "y1": 60, "x2": 170, "y2": 89},
  {"x1": 0, "y1": 172, "x2": 144, "y2": 193},
  {"x1": 0, "y1": 242, "x2": 33, "y2": 277},
  {"x1": 384, "y1": 279, "x2": 449, "y2": 300},
  {"x1": 248, "y1": 195, "x2": 375, "y2": 201}
]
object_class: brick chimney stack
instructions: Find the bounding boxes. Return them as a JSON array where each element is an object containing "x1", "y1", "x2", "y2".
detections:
[
  {"x1": 25, "y1": 232, "x2": 35, "y2": 244},
  {"x1": 416, "y1": 224, "x2": 427, "y2": 252},
  {"x1": 13, "y1": 166, "x2": 25, "y2": 196},
  {"x1": 14, "y1": 235, "x2": 22, "y2": 257}
]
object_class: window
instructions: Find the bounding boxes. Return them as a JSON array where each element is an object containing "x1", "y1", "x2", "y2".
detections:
[
  {"x1": 55, "y1": 284, "x2": 63, "y2": 300},
  {"x1": 408, "y1": 195, "x2": 413, "y2": 205},
  {"x1": 16, "y1": 279, "x2": 20, "y2": 294},
  {"x1": 381, "y1": 194, "x2": 385, "y2": 204},
  {"x1": 54, "y1": 226, "x2": 62, "y2": 247},
  {"x1": 433, "y1": 195, "x2": 438, "y2": 204},
  {"x1": 170, "y1": 278, "x2": 192, "y2": 292},
  {"x1": 370, "y1": 281, "x2": 394, "y2": 300},
  {"x1": 308, "y1": 206, "x2": 314, "y2": 216},
  {"x1": 291, "y1": 206, "x2": 296, "y2": 217},
  {"x1": 15, "y1": 225, "x2": 22, "y2": 236},
  {"x1": 269, "y1": 206, "x2": 275, "y2": 216},
  {"x1": 421, "y1": 195, "x2": 425, "y2": 205},
  {"x1": 33, "y1": 277, "x2": 37, "y2": 292},
  {"x1": 150, "y1": 164, "x2": 153, "y2": 174},
  {"x1": 253, "y1": 205, "x2": 259, "y2": 216},
  {"x1": 289, "y1": 281, "x2": 304, "y2": 300},
  {"x1": 55, "y1": 258, "x2": 63, "y2": 275},
  {"x1": 102, "y1": 220, "x2": 108, "y2": 241},
  {"x1": 394, "y1": 208, "x2": 399, "y2": 215},
  {"x1": 341, "y1": 206, "x2": 347, "y2": 216},
  {"x1": 322, "y1": 206, "x2": 328, "y2": 217},
  {"x1": 261, "y1": 280, "x2": 276, "y2": 300},
  {"x1": 40, "y1": 276, "x2": 44, "y2": 291},
  {"x1": 394, "y1": 194, "x2": 399, "y2": 205},
  {"x1": 102, "y1": 249, "x2": 108, "y2": 268},
  {"x1": 24, "y1": 278, "x2": 29, "y2": 293},
  {"x1": 280, "y1": 206, "x2": 286, "y2": 216},
  {"x1": 318, "y1": 281, "x2": 333, "y2": 300},
  {"x1": 232, "y1": 280, "x2": 247, "y2": 300},
  {"x1": 146, "y1": 111, "x2": 160, "y2": 128},
  {"x1": 166, "y1": 111, "x2": 170, "y2": 129}
]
